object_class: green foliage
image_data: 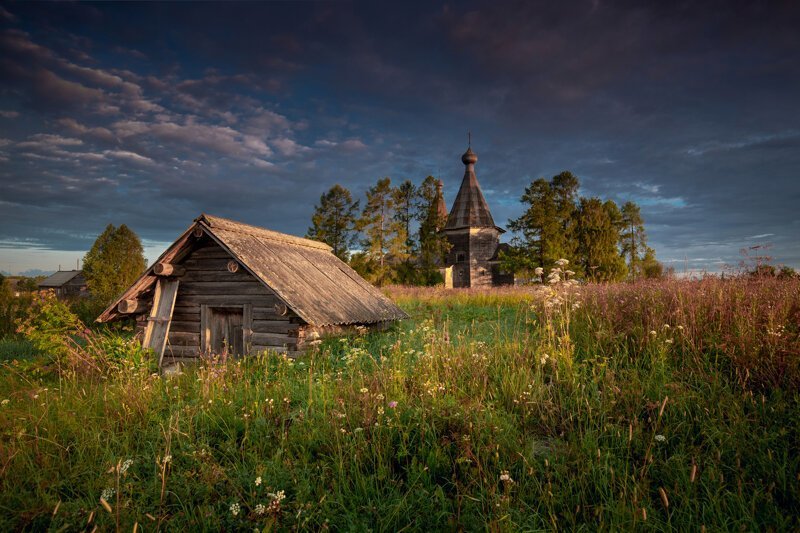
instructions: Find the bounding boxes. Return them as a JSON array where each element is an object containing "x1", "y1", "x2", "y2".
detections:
[
  {"x1": 359, "y1": 177, "x2": 397, "y2": 285},
  {"x1": 83, "y1": 224, "x2": 147, "y2": 308},
  {"x1": 15, "y1": 290, "x2": 85, "y2": 362},
  {"x1": 392, "y1": 179, "x2": 416, "y2": 260},
  {"x1": 506, "y1": 172, "x2": 655, "y2": 283},
  {"x1": 415, "y1": 176, "x2": 450, "y2": 283},
  {"x1": 641, "y1": 246, "x2": 664, "y2": 279},
  {"x1": 0, "y1": 276, "x2": 33, "y2": 338},
  {"x1": 575, "y1": 198, "x2": 628, "y2": 281},
  {"x1": 620, "y1": 201, "x2": 648, "y2": 279},
  {"x1": 307, "y1": 184, "x2": 360, "y2": 261},
  {"x1": 1, "y1": 279, "x2": 799, "y2": 530}
]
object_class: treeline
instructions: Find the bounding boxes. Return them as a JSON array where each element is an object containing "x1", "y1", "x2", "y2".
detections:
[
  {"x1": 308, "y1": 171, "x2": 664, "y2": 285},
  {"x1": 307, "y1": 177, "x2": 449, "y2": 286},
  {"x1": 503, "y1": 171, "x2": 662, "y2": 282}
]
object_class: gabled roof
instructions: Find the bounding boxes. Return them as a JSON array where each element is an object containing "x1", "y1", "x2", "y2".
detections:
[
  {"x1": 98, "y1": 214, "x2": 408, "y2": 326},
  {"x1": 444, "y1": 147, "x2": 504, "y2": 232},
  {"x1": 38, "y1": 270, "x2": 83, "y2": 287}
]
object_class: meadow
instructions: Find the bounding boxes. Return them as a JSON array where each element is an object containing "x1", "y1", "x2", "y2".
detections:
[{"x1": 0, "y1": 275, "x2": 798, "y2": 531}]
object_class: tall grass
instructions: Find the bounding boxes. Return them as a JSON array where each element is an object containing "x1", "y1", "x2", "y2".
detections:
[{"x1": 0, "y1": 277, "x2": 798, "y2": 530}]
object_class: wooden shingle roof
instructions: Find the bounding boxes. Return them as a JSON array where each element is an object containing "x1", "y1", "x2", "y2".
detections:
[
  {"x1": 98, "y1": 214, "x2": 408, "y2": 326},
  {"x1": 444, "y1": 147, "x2": 504, "y2": 232}
]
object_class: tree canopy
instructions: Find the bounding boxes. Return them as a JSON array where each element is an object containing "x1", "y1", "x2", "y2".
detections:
[
  {"x1": 82, "y1": 224, "x2": 147, "y2": 306},
  {"x1": 307, "y1": 184, "x2": 360, "y2": 261}
]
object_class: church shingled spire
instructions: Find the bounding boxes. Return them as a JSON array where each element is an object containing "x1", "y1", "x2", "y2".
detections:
[{"x1": 444, "y1": 146, "x2": 500, "y2": 231}]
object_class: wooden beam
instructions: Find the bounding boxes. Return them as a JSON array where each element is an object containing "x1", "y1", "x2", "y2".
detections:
[
  {"x1": 154, "y1": 262, "x2": 186, "y2": 277},
  {"x1": 117, "y1": 299, "x2": 149, "y2": 314},
  {"x1": 142, "y1": 278, "x2": 180, "y2": 369}
]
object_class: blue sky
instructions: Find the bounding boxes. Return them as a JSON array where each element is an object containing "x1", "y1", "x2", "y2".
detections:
[{"x1": 1, "y1": 1, "x2": 798, "y2": 276}]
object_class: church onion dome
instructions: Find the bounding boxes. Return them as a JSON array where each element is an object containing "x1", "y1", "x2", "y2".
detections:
[{"x1": 461, "y1": 147, "x2": 478, "y2": 165}]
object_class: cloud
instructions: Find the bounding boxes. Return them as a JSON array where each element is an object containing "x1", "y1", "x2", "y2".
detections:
[
  {"x1": 685, "y1": 131, "x2": 800, "y2": 156},
  {"x1": 103, "y1": 149, "x2": 154, "y2": 165},
  {"x1": 271, "y1": 137, "x2": 309, "y2": 157},
  {"x1": 0, "y1": 110, "x2": 19, "y2": 118}
]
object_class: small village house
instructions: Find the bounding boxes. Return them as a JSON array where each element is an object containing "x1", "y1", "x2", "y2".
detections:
[
  {"x1": 97, "y1": 214, "x2": 407, "y2": 368},
  {"x1": 37, "y1": 270, "x2": 88, "y2": 298}
]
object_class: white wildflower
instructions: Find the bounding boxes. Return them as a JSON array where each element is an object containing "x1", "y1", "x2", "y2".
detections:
[
  {"x1": 101, "y1": 487, "x2": 115, "y2": 500},
  {"x1": 534, "y1": 267, "x2": 544, "y2": 276},
  {"x1": 655, "y1": 434, "x2": 666, "y2": 443},
  {"x1": 359, "y1": 387, "x2": 368, "y2": 394},
  {"x1": 255, "y1": 503, "x2": 266, "y2": 515},
  {"x1": 499, "y1": 470, "x2": 514, "y2": 483},
  {"x1": 556, "y1": 258, "x2": 569, "y2": 267},
  {"x1": 649, "y1": 330, "x2": 657, "y2": 336},
  {"x1": 120, "y1": 459, "x2": 133, "y2": 474},
  {"x1": 255, "y1": 476, "x2": 262, "y2": 486},
  {"x1": 230, "y1": 502, "x2": 241, "y2": 516},
  {"x1": 1, "y1": 399, "x2": 9, "y2": 406}
]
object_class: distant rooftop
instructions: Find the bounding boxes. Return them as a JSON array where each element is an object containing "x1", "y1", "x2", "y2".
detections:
[{"x1": 38, "y1": 270, "x2": 83, "y2": 287}]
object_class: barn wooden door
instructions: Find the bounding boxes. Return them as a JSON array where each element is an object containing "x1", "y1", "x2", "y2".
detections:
[
  {"x1": 201, "y1": 305, "x2": 252, "y2": 357},
  {"x1": 142, "y1": 278, "x2": 180, "y2": 368}
]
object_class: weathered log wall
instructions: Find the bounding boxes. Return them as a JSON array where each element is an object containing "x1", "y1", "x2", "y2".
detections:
[{"x1": 161, "y1": 240, "x2": 303, "y2": 364}]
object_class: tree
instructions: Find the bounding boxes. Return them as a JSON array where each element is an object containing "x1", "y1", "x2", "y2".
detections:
[
  {"x1": 415, "y1": 176, "x2": 450, "y2": 284},
  {"x1": 82, "y1": 224, "x2": 147, "y2": 307},
  {"x1": 392, "y1": 180, "x2": 416, "y2": 259},
  {"x1": 359, "y1": 177, "x2": 396, "y2": 285},
  {"x1": 641, "y1": 247, "x2": 663, "y2": 279},
  {"x1": 551, "y1": 171, "x2": 580, "y2": 262},
  {"x1": 574, "y1": 198, "x2": 627, "y2": 282},
  {"x1": 307, "y1": 184, "x2": 360, "y2": 261},
  {"x1": 508, "y1": 178, "x2": 556, "y2": 269},
  {"x1": 507, "y1": 173, "x2": 579, "y2": 274},
  {"x1": 620, "y1": 201, "x2": 647, "y2": 280}
]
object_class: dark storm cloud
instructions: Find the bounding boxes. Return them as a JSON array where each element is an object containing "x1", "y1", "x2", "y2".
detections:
[{"x1": 0, "y1": 0, "x2": 798, "y2": 273}]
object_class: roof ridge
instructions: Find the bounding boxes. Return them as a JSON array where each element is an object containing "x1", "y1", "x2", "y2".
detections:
[{"x1": 197, "y1": 213, "x2": 332, "y2": 251}]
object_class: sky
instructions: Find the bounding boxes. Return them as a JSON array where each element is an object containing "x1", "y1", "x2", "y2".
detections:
[{"x1": 0, "y1": 0, "x2": 798, "y2": 276}]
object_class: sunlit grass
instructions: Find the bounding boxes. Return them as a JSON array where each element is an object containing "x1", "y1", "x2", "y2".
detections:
[{"x1": 0, "y1": 277, "x2": 798, "y2": 530}]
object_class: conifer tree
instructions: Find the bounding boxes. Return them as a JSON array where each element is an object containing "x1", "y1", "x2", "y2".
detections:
[
  {"x1": 620, "y1": 201, "x2": 647, "y2": 279},
  {"x1": 392, "y1": 180, "x2": 416, "y2": 259},
  {"x1": 359, "y1": 177, "x2": 396, "y2": 285},
  {"x1": 415, "y1": 176, "x2": 450, "y2": 283},
  {"x1": 574, "y1": 198, "x2": 627, "y2": 282},
  {"x1": 307, "y1": 184, "x2": 360, "y2": 261}
]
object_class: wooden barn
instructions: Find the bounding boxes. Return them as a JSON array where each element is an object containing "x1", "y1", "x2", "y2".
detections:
[{"x1": 97, "y1": 214, "x2": 407, "y2": 368}]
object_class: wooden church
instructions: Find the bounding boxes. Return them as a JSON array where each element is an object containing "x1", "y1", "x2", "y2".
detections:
[
  {"x1": 438, "y1": 146, "x2": 514, "y2": 288},
  {"x1": 97, "y1": 214, "x2": 407, "y2": 367}
]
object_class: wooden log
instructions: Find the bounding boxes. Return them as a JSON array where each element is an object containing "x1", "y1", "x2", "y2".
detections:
[
  {"x1": 117, "y1": 299, "x2": 149, "y2": 314},
  {"x1": 251, "y1": 332, "x2": 295, "y2": 347},
  {"x1": 175, "y1": 294, "x2": 280, "y2": 307},
  {"x1": 253, "y1": 307, "x2": 292, "y2": 320},
  {"x1": 180, "y1": 258, "x2": 235, "y2": 271},
  {"x1": 154, "y1": 262, "x2": 186, "y2": 277},
  {"x1": 169, "y1": 320, "x2": 200, "y2": 333},
  {"x1": 252, "y1": 320, "x2": 299, "y2": 334},
  {"x1": 167, "y1": 332, "x2": 200, "y2": 347},
  {"x1": 250, "y1": 345, "x2": 300, "y2": 356},
  {"x1": 165, "y1": 345, "x2": 200, "y2": 358},
  {"x1": 177, "y1": 270, "x2": 254, "y2": 283},
  {"x1": 177, "y1": 281, "x2": 268, "y2": 296}
]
